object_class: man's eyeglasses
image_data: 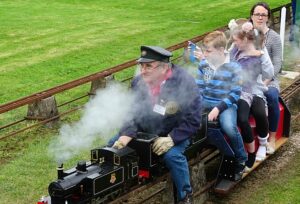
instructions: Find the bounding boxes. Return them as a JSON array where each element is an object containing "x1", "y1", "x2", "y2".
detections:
[
  {"x1": 138, "y1": 63, "x2": 161, "y2": 71},
  {"x1": 253, "y1": 13, "x2": 268, "y2": 18}
]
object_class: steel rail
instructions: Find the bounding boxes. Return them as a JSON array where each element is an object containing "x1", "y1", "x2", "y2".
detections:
[
  {"x1": 110, "y1": 148, "x2": 219, "y2": 204},
  {"x1": 136, "y1": 178, "x2": 217, "y2": 204},
  {"x1": 281, "y1": 77, "x2": 300, "y2": 101},
  {"x1": 0, "y1": 118, "x2": 26, "y2": 130},
  {"x1": 0, "y1": 106, "x2": 82, "y2": 141},
  {"x1": 292, "y1": 113, "x2": 300, "y2": 121},
  {"x1": 0, "y1": 95, "x2": 87, "y2": 131},
  {"x1": 57, "y1": 94, "x2": 89, "y2": 107},
  {"x1": 0, "y1": 60, "x2": 138, "y2": 114}
]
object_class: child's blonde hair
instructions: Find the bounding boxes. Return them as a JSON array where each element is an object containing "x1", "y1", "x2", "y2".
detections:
[
  {"x1": 232, "y1": 22, "x2": 265, "y2": 49},
  {"x1": 203, "y1": 31, "x2": 227, "y2": 49}
]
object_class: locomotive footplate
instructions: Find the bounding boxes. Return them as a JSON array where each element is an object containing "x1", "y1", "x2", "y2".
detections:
[{"x1": 214, "y1": 179, "x2": 238, "y2": 194}]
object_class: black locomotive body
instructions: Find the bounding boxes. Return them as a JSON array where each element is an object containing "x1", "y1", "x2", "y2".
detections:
[{"x1": 48, "y1": 147, "x2": 139, "y2": 204}]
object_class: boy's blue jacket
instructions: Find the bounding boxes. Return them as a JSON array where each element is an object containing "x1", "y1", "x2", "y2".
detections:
[{"x1": 196, "y1": 59, "x2": 242, "y2": 113}]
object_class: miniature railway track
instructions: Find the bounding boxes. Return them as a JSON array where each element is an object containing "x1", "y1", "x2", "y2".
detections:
[
  {"x1": 280, "y1": 76, "x2": 300, "y2": 101},
  {"x1": 110, "y1": 149, "x2": 219, "y2": 204}
]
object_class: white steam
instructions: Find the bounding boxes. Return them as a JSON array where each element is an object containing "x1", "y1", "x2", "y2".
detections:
[
  {"x1": 48, "y1": 82, "x2": 135, "y2": 164},
  {"x1": 287, "y1": 25, "x2": 300, "y2": 62}
]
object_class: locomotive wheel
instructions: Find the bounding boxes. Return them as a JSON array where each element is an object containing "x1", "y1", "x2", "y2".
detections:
[{"x1": 108, "y1": 189, "x2": 121, "y2": 200}]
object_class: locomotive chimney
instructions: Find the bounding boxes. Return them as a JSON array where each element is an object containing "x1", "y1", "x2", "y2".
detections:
[
  {"x1": 57, "y1": 163, "x2": 64, "y2": 180},
  {"x1": 76, "y1": 160, "x2": 87, "y2": 173}
]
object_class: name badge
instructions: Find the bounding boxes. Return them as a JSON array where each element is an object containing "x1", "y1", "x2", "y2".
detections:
[{"x1": 153, "y1": 104, "x2": 166, "y2": 115}]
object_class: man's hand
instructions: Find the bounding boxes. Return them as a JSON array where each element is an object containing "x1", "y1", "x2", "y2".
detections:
[
  {"x1": 112, "y1": 136, "x2": 132, "y2": 149},
  {"x1": 208, "y1": 107, "x2": 220, "y2": 121},
  {"x1": 152, "y1": 135, "x2": 174, "y2": 155}
]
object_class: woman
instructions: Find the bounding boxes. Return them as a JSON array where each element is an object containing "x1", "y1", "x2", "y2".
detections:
[{"x1": 250, "y1": 2, "x2": 282, "y2": 153}]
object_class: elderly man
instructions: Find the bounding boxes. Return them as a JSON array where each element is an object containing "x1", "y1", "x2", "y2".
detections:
[{"x1": 109, "y1": 45, "x2": 201, "y2": 204}]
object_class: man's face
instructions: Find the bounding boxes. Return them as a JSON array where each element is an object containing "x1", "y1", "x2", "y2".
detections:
[
  {"x1": 203, "y1": 43, "x2": 223, "y2": 64},
  {"x1": 138, "y1": 61, "x2": 166, "y2": 84},
  {"x1": 251, "y1": 5, "x2": 269, "y2": 30}
]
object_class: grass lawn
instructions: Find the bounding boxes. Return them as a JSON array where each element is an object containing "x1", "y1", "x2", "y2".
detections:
[
  {"x1": 0, "y1": 0, "x2": 295, "y2": 203},
  {"x1": 249, "y1": 153, "x2": 300, "y2": 204},
  {"x1": 0, "y1": 0, "x2": 288, "y2": 104}
]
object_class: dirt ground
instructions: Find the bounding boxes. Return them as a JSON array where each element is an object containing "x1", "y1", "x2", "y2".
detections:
[{"x1": 205, "y1": 130, "x2": 300, "y2": 204}]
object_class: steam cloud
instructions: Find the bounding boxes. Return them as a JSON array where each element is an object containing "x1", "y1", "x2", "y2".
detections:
[
  {"x1": 48, "y1": 82, "x2": 135, "y2": 164},
  {"x1": 288, "y1": 25, "x2": 300, "y2": 62}
]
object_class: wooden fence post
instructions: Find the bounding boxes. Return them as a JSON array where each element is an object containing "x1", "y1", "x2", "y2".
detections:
[
  {"x1": 26, "y1": 96, "x2": 59, "y2": 127},
  {"x1": 89, "y1": 75, "x2": 115, "y2": 97}
]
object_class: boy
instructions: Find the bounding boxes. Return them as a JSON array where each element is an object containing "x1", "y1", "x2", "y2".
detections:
[{"x1": 194, "y1": 31, "x2": 247, "y2": 180}]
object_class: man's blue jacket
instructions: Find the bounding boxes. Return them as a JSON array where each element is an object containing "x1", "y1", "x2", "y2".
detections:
[{"x1": 119, "y1": 64, "x2": 202, "y2": 144}]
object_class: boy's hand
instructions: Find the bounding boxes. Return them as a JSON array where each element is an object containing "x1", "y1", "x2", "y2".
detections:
[
  {"x1": 208, "y1": 107, "x2": 220, "y2": 121},
  {"x1": 194, "y1": 50, "x2": 204, "y2": 60}
]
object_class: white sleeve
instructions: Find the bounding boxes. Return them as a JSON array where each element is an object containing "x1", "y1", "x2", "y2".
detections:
[{"x1": 261, "y1": 47, "x2": 274, "y2": 81}]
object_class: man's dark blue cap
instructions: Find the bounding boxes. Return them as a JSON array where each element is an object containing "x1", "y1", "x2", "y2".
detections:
[{"x1": 137, "y1": 46, "x2": 173, "y2": 63}]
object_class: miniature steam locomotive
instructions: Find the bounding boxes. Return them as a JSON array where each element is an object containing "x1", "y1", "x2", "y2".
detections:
[{"x1": 48, "y1": 147, "x2": 139, "y2": 204}]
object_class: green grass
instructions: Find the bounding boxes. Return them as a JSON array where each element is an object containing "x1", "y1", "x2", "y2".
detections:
[
  {"x1": 0, "y1": 124, "x2": 103, "y2": 204},
  {"x1": 0, "y1": 0, "x2": 287, "y2": 104},
  {"x1": 0, "y1": 0, "x2": 294, "y2": 203},
  {"x1": 244, "y1": 151, "x2": 300, "y2": 204}
]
